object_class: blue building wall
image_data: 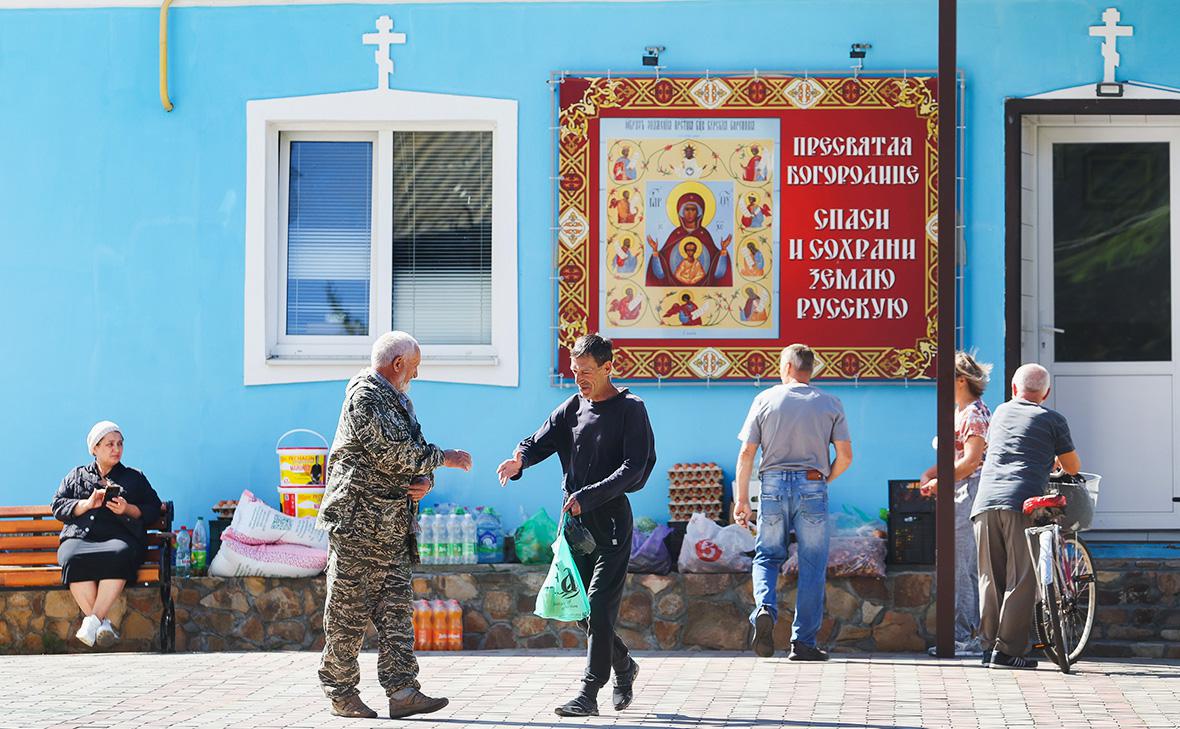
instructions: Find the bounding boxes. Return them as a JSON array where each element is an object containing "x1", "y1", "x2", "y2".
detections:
[{"x1": 1, "y1": 0, "x2": 1171, "y2": 531}]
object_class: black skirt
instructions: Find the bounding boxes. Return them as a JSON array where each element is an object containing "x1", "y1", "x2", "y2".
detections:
[{"x1": 57, "y1": 537, "x2": 141, "y2": 584}]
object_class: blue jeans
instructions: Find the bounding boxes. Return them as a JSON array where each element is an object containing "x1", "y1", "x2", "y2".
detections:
[{"x1": 749, "y1": 471, "x2": 831, "y2": 647}]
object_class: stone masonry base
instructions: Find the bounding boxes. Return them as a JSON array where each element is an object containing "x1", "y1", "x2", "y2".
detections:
[{"x1": 1, "y1": 560, "x2": 1176, "y2": 657}]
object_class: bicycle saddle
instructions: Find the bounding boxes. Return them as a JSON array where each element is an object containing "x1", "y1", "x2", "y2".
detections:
[{"x1": 1023, "y1": 493, "x2": 1067, "y2": 515}]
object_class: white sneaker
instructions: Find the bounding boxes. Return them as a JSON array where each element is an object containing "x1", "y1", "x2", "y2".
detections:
[
  {"x1": 95, "y1": 619, "x2": 119, "y2": 648},
  {"x1": 75, "y1": 615, "x2": 101, "y2": 647}
]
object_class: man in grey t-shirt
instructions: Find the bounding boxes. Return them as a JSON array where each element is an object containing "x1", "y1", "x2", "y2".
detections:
[
  {"x1": 972, "y1": 363, "x2": 1080, "y2": 670},
  {"x1": 733, "y1": 344, "x2": 853, "y2": 661}
]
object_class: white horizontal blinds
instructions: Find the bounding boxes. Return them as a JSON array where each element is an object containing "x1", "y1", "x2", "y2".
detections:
[
  {"x1": 286, "y1": 140, "x2": 373, "y2": 336},
  {"x1": 392, "y1": 131, "x2": 493, "y2": 345}
]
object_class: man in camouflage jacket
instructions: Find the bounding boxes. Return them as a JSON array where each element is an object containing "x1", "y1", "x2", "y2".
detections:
[{"x1": 317, "y1": 332, "x2": 471, "y2": 720}]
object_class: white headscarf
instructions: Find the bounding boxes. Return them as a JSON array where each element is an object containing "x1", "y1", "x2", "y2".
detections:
[{"x1": 87, "y1": 421, "x2": 122, "y2": 455}]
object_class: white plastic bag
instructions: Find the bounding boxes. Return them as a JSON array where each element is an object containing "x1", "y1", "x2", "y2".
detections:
[
  {"x1": 228, "y1": 489, "x2": 328, "y2": 549},
  {"x1": 677, "y1": 512, "x2": 755, "y2": 573}
]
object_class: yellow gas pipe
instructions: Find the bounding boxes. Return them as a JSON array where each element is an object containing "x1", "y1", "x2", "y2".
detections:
[{"x1": 159, "y1": 0, "x2": 174, "y2": 111}]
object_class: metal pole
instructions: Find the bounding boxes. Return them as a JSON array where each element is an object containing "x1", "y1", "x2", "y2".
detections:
[{"x1": 935, "y1": 0, "x2": 958, "y2": 658}]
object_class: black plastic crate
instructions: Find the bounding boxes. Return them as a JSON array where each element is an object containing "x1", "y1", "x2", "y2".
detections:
[
  {"x1": 888, "y1": 512, "x2": 935, "y2": 564},
  {"x1": 889, "y1": 478, "x2": 934, "y2": 513}
]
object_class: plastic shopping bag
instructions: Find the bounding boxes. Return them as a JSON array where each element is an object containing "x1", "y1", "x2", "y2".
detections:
[
  {"x1": 628, "y1": 525, "x2": 674, "y2": 574},
  {"x1": 677, "y1": 512, "x2": 755, "y2": 573},
  {"x1": 783, "y1": 507, "x2": 887, "y2": 578},
  {"x1": 534, "y1": 514, "x2": 591, "y2": 622},
  {"x1": 514, "y1": 508, "x2": 558, "y2": 564}
]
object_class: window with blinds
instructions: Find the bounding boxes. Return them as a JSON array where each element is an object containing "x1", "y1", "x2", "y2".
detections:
[
  {"x1": 285, "y1": 140, "x2": 373, "y2": 337},
  {"x1": 392, "y1": 131, "x2": 493, "y2": 345}
]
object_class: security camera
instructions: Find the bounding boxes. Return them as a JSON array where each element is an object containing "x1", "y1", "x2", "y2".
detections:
[{"x1": 850, "y1": 43, "x2": 872, "y2": 60}]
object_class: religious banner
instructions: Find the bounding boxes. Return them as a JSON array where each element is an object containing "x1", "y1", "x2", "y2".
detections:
[{"x1": 556, "y1": 74, "x2": 939, "y2": 381}]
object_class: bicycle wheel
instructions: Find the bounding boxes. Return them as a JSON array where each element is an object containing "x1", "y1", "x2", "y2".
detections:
[
  {"x1": 1045, "y1": 580, "x2": 1070, "y2": 673},
  {"x1": 1059, "y1": 536, "x2": 1097, "y2": 663}
]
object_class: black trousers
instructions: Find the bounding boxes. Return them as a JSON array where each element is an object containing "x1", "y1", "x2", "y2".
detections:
[{"x1": 570, "y1": 499, "x2": 634, "y2": 689}]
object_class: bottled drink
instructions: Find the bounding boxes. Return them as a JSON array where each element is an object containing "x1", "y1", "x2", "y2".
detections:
[
  {"x1": 174, "y1": 526, "x2": 191, "y2": 578},
  {"x1": 418, "y1": 508, "x2": 436, "y2": 565},
  {"x1": 446, "y1": 599, "x2": 463, "y2": 650},
  {"x1": 476, "y1": 507, "x2": 503, "y2": 564},
  {"x1": 429, "y1": 600, "x2": 447, "y2": 651},
  {"x1": 447, "y1": 513, "x2": 463, "y2": 565},
  {"x1": 461, "y1": 511, "x2": 477, "y2": 564},
  {"x1": 191, "y1": 517, "x2": 208, "y2": 576},
  {"x1": 412, "y1": 600, "x2": 428, "y2": 650}
]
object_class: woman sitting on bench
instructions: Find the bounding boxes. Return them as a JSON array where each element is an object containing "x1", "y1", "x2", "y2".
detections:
[{"x1": 51, "y1": 421, "x2": 162, "y2": 647}]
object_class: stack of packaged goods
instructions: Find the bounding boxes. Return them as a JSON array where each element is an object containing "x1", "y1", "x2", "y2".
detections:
[{"x1": 667, "y1": 462, "x2": 725, "y2": 522}]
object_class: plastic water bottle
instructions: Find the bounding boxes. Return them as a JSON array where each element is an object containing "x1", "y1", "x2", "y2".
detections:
[
  {"x1": 446, "y1": 599, "x2": 463, "y2": 650},
  {"x1": 191, "y1": 517, "x2": 208, "y2": 576},
  {"x1": 419, "y1": 508, "x2": 436, "y2": 565},
  {"x1": 174, "y1": 527, "x2": 191, "y2": 577},
  {"x1": 429, "y1": 599, "x2": 448, "y2": 651},
  {"x1": 476, "y1": 507, "x2": 503, "y2": 564},
  {"x1": 447, "y1": 512, "x2": 464, "y2": 565},
  {"x1": 461, "y1": 512, "x2": 477, "y2": 564},
  {"x1": 412, "y1": 600, "x2": 429, "y2": 650}
]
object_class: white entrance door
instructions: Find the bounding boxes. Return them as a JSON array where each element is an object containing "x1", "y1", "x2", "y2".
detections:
[{"x1": 1036, "y1": 124, "x2": 1180, "y2": 531}]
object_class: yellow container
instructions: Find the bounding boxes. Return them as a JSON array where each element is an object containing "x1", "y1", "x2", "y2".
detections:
[
  {"x1": 278, "y1": 485, "x2": 326, "y2": 518},
  {"x1": 276, "y1": 429, "x2": 328, "y2": 485}
]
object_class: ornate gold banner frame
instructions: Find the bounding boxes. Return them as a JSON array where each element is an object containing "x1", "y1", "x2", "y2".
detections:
[{"x1": 555, "y1": 74, "x2": 939, "y2": 382}]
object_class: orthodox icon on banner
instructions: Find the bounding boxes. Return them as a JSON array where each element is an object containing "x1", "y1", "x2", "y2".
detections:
[{"x1": 598, "y1": 118, "x2": 780, "y2": 341}]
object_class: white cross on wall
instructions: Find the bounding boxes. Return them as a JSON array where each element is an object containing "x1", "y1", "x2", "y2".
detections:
[
  {"x1": 363, "y1": 15, "x2": 407, "y2": 91},
  {"x1": 1089, "y1": 7, "x2": 1133, "y2": 85}
]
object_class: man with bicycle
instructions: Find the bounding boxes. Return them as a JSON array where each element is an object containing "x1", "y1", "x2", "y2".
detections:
[{"x1": 971, "y1": 363, "x2": 1080, "y2": 669}]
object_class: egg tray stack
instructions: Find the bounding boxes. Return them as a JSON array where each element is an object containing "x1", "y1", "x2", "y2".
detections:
[{"x1": 668, "y1": 462, "x2": 725, "y2": 522}]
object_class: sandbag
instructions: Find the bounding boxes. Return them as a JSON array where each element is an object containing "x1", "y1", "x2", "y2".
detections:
[
  {"x1": 229, "y1": 489, "x2": 328, "y2": 549},
  {"x1": 628, "y1": 525, "x2": 673, "y2": 574},
  {"x1": 677, "y1": 512, "x2": 754, "y2": 573},
  {"x1": 514, "y1": 508, "x2": 557, "y2": 565},
  {"x1": 208, "y1": 530, "x2": 327, "y2": 578}
]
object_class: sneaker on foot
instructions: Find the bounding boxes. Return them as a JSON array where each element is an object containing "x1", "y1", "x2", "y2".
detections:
[
  {"x1": 981, "y1": 649, "x2": 993, "y2": 666},
  {"x1": 751, "y1": 606, "x2": 775, "y2": 658},
  {"x1": 329, "y1": 694, "x2": 378, "y2": 719},
  {"x1": 787, "y1": 641, "x2": 829, "y2": 662},
  {"x1": 926, "y1": 640, "x2": 985, "y2": 658},
  {"x1": 612, "y1": 659, "x2": 639, "y2": 711},
  {"x1": 555, "y1": 691, "x2": 599, "y2": 717},
  {"x1": 75, "y1": 615, "x2": 101, "y2": 647},
  {"x1": 989, "y1": 651, "x2": 1038, "y2": 669},
  {"x1": 388, "y1": 688, "x2": 448, "y2": 719},
  {"x1": 95, "y1": 619, "x2": 119, "y2": 648}
]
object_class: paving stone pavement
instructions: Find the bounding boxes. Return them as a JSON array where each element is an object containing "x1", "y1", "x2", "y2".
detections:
[{"x1": 0, "y1": 650, "x2": 1177, "y2": 729}]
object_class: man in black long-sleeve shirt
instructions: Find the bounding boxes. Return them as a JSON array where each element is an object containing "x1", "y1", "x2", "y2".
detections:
[{"x1": 498, "y1": 333, "x2": 657, "y2": 717}]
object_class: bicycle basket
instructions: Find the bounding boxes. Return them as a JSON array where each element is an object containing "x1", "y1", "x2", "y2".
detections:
[{"x1": 1046, "y1": 472, "x2": 1101, "y2": 532}]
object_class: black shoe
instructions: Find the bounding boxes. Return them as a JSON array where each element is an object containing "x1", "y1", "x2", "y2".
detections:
[
  {"x1": 787, "y1": 641, "x2": 829, "y2": 661},
  {"x1": 989, "y1": 651, "x2": 1038, "y2": 670},
  {"x1": 981, "y1": 649, "x2": 993, "y2": 666},
  {"x1": 555, "y1": 693, "x2": 599, "y2": 717},
  {"x1": 751, "y1": 608, "x2": 775, "y2": 658},
  {"x1": 613, "y1": 659, "x2": 639, "y2": 711}
]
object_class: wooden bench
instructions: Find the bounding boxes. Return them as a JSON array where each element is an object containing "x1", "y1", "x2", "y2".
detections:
[{"x1": 0, "y1": 503, "x2": 176, "y2": 652}]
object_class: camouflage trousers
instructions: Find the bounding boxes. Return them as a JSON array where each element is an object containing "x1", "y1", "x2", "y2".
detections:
[{"x1": 319, "y1": 532, "x2": 419, "y2": 699}]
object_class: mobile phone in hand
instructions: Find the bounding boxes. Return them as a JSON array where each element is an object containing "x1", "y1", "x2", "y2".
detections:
[{"x1": 103, "y1": 484, "x2": 123, "y2": 503}]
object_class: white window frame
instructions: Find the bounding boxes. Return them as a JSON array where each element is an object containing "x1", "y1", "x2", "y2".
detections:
[{"x1": 244, "y1": 89, "x2": 518, "y2": 386}]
